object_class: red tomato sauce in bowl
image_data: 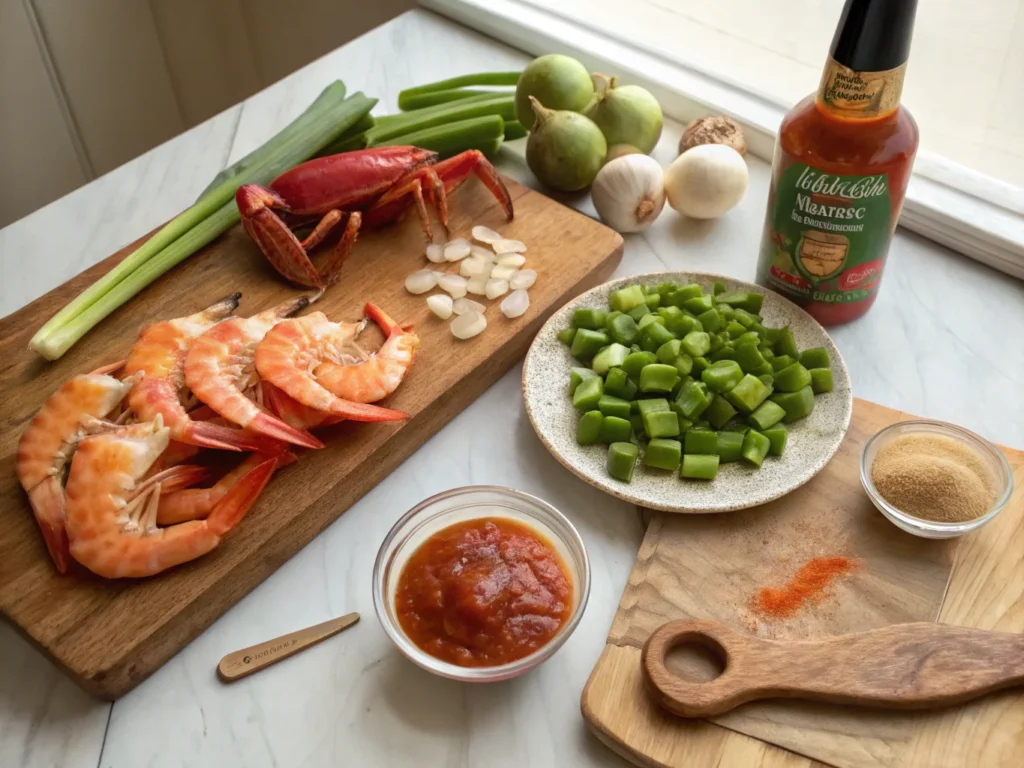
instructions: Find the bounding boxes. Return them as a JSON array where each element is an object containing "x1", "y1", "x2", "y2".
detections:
[{"x1": 394, "y1": 517, "x2": 573, "y2": 667}]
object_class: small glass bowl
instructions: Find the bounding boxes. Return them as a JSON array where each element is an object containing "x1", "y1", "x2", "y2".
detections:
[
  {"x1": 372, "y1": 486, "x2": 591, "y2": 682},
  {"x1": 860, "y1": 420, "x2": 1014, "y2": 539}
]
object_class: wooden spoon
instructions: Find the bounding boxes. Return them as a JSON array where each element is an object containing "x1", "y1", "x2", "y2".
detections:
[
  {"x1": 218, "y1": 612, "x2": 359, "y2": 682},
  {"x1": 642, "y1": 619, "x2": 1024, "y2": 717}
]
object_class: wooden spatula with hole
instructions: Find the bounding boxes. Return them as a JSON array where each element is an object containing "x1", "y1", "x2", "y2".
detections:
[{"x1": 641, "y1": 619, "x2": 1024, "y2": 717}]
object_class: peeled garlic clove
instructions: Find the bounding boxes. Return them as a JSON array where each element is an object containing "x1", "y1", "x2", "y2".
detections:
[
  {"x1": 485, "y1": 278, "x2": 509, "y2": 300},
  {"x1": 497, "y1": 253, "x2": 526, "y2": 268},
  {"x1": 451, "y1": 311, "x2": 486, "y2": 339},
  {"x1": 493, "y1": 238, "x2": 526, "y2": 254},
  {"x1": 509, "y1": 269, "x2": 537, "y2": 290},
  {"x1": 444, "y1": 238, "x2": 472, "y2": 261},
  {"x1": 471, "y1": 225, "x2": 502, "y2": 244},
  {"x1": 406, "y1": 269, "x2": 438, "y2": 294},
  {"x1": 460, "y1": 258, "x2": 489, "y2": 278},
  {"x1": 438, "y1": 273, "x2": 468, "y2": 299},
  {"x1": 425, "y1": 243, "x2": 446, "y2": 263},
  {"x1": 500, "y1": 289, "x2": 529, "y2": 318},
  {"x1": 466, "y1": 275, "x2": 488, "y2": 296},
  {"x1": 470, "y1": 244, "x2": 493, "y2": 260},
  {"x1": 453, "y1": 297, "x2": 485, "y2": 315},
  {"x1": 427, "y1": 294, "x2": 453, "y2": 319},
  {"x1": 490, "y1": 264, "x2": 517, "y2": 281}
]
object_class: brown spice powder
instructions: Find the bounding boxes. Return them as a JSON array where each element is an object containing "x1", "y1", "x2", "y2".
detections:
[{"x1": 871, "y1": 434, "x2": 996, "y2": 522}]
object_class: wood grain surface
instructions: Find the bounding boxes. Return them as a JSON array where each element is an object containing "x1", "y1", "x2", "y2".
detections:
[
  {"x1": 582, "y1": 399, "x2": 1024, "y2": 768},
  {"x1": 642, "y1": 620, "x2": 1024, "y2": 717},
  {"x1": 0, "y1": 176, "x2": 623, "y2": 700}
]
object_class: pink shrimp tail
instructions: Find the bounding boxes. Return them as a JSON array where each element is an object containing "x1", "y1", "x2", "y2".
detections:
[
  {"x1": 363, "y1": 302, "x2": 408, "y2": 336},
  {"x1": 206, "y1": 457, "x2": 277, "y2": 536},
  {"x1": 27, "y1": 478, "x2": 70, "y2": 574}
]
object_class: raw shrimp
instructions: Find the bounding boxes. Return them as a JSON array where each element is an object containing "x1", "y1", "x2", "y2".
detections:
[
  {"x1": 124, "y1": 293, "x2": 275, "y2": 452},
  {"x1": 64, "y1": 419, "x2": 275, "y2": 579},
  {"x1": 157, "y1": 451, "x2": 295, "y2": 525},
  {"x1": 183, "y1": 297, "x2": 328, "y2": 449},
  {"x1": 314, "y1": 303, "x2": 419, "y2": 403},
  {"x1": 254, "y1": 309, "x2": 409, "y2": 421},
  {"x1": 17, "y1": 371, "x2": 138, "y2": 572}
]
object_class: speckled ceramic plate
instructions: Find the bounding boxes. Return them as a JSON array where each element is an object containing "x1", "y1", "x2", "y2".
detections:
[{"x1": 522, "y1": 272, "x2": 853, "y2": 514}]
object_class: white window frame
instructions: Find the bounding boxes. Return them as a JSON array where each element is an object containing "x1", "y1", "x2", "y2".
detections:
[{"x1": 423, "y1": 0, "x2": 1024, "y2": 280}]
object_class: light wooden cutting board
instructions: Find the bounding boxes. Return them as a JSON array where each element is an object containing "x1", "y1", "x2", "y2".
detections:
[
  {"x1": 0, "y1": 176, "x2": 624, "y2": 699},
  {"x1": 583, "y1": 399, "x2": 1024, "y2": 768}
]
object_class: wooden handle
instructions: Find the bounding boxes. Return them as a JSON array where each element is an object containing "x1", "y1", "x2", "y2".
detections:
[
  {"x1": 217, "y1": 612, "x2": 359, "y2": 682},
  {"x1": 642, "y1": 620, "x2": 1024, "y2": 717}
]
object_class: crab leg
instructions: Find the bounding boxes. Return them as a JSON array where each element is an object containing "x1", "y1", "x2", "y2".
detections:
[{"x1": 236, "y1": 185, "x2": 324, "y2": 288}]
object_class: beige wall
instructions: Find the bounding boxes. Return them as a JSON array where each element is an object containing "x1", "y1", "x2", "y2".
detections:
[{"x1": 0, "y1": 0, "x2": 414, "y2": 228}]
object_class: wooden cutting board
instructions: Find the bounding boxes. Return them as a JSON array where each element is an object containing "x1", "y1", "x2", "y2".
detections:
[
  {"x1": 0, "y1": 176, "x2": 623, "y2": 700},
  {"x1": 582, "y1": 399, "x2": 1024, "y2": 768}
]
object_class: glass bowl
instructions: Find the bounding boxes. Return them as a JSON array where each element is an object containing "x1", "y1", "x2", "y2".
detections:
[
  {"x1": 860, "y1": 420, "x2": 1014, "y2": 539},
  {"x1": 372, "y1": 486, "x2": 591, "y2": 682}
]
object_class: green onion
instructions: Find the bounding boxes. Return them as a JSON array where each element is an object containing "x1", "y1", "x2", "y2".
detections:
[
  {"x1": 503, "y1": 121, "x2": 528, "y2": 141},
  {"x1": 31, "y1": 90, "x2": 377, "y2": 360},
  {"x1": 315, "y1": 112, "x2": 376, "y2": 157},
  {"x1": 397, "y1": 72, "x2": 519, "y2": 109},
  {"x1": 369, "y1": 93, "x2": 515, "y2": 145},
  {"x1": 379, "y1": 115, "x2": 505, "y2": 158},
  {"x1": 398, "y1": 88, "x2": 503, "y2": 111}
]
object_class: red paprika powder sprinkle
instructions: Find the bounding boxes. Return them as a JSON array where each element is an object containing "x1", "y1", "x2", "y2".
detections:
[{"x1": 751, "y1": 556, "x2": 858, "y2": 618}]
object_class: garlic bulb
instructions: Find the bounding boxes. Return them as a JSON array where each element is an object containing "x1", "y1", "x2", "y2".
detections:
[
  {"x1": 590, "y1": 154, "x2": 666, "y2": 233},
  {"x1": 663, "y1": 144, "x2": 748, "y2": 219}
]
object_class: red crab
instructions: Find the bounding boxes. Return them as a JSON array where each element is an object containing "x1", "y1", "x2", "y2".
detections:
[{"x1": 235, "y1": 147, "x2": 514, "y2": 290}]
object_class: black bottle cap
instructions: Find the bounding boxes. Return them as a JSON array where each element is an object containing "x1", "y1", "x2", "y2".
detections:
[{"x1": 830, "y1": 0, "x2": 918, "y2": 72}]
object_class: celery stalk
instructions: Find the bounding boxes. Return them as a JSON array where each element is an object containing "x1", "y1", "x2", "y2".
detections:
[
  {"x1": 379, "y1": 115, "x2": 505, "y2": 159},
  {"x1": 397, "y1": 72, "x2": 520, "y2": 108},
  {"x1": 31, "y1": 92, "x2": 377, "y2": 359},
  {"x1": 368, "y1": 94, "x2": 515, "y2": 145}
]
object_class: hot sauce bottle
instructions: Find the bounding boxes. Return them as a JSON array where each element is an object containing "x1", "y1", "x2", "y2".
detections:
[{"x1": 756, "y1": 0, "x2": 919, "y2": 325}]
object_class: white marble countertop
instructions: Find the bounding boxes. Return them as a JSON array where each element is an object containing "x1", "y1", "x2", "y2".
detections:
[{"x1": 2, "y1": 10, "x2": 1022, "y2": 768}]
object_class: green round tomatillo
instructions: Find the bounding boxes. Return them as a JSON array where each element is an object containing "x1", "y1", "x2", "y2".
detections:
[{"x1": 515, "y1": 54, "x2": 594, "y2": 130}]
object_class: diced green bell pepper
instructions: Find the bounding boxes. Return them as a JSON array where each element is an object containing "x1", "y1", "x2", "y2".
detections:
[
  {"x1": 598, "y1": 395, "x2": 632, "y2": 420},
  {"x1": 734, "y1": 342, "x2": 768, "y2": 374},
  {"x1": 570, "y1": 328, "x2": 609, "y2": 360},
  {"x1": 704, "y1": 395, "x2": 738, "y2": 429},
  {"x1": 716, "y1": 431, "x2": 745, "y2": 462},
  {"x1": 643, "y1": 409, "x2": 681, "y2": 438},
  {"x1": 701, "y1": 359, "x2": 743, "y2": 393},
  {"x1": 773, "y1": 362, "x2": 812, "y2": 392},
  {"x1": 713, "y1": 280, "x2": 726, "y2": 295},
  {"x1": 573, "y1": 308, "x2": 608, "y2": 329},
  {"x1": 691, "y1": 356, "x2": 710, "y2": 375},
  {"x1": 642, "y1": 322, "x2": 676, "y2": 351},
  {"x1": 603, "y1": 367, "x2": 629, "y2": 397},
  {"x1": 675, "y1": 380, "x2": 712, "y2": 420},
  {"x1": 684, "y1": 429, "x2": 718, "y2": 454},
  {"x1": 696, "y1": 308, "x2": 723, "y2": 333},
  {"x1": 572, "y1": 375, "x2": 603, "y2": 412},
  {"x1": 622, "y1": 351, "x2": 657, "y2": 379},
  {"x1": 810, "y1": 368, "x2": 833, "y2": 393},
  {"x1": 762, "y1": 426, "x2": 788, "y2": 456},
  {"x1": 671, "y1": 283, "x2": 703, "y2": 304},
  {"x1": 774, "y1": 326, "x2": 799, "y2": 358},
  {"x1": 576, "y1": 410, "x2": 603, "y2": 445},
  {"x1": 607, "y1": 313, "x2": 640, "y2": 345},
  {"x1": 657, "y1": 339, "x2": 682, "y2": 364},
  {"x1": 610, "y1": 285, "x2": 646, "y2": 313},
  {"x1": 748, "y1": 400, "x2": 786, "y2": 430},
  {"x1": 681, "y1": 331, "x2": 711, "y2": 358},
  {"x1": 637, "y1": 313, "x2": 665, "y2": 331},
  {"x1": 630, "y1": 413, "x2": 646, "y2": 437},
  {"x1": 639, "y1": 364, "x2": 679, "y2": 393},
  {"x1": 771, "y1": 354, "x2": 794, "y2": 372},
  {"x1": 644, "y1": 438, "x2": 681, "y2": 471},
  {"x1": 799, "y1": 347, "x2": 830, "y2": 370},
  {"x1": 636, "y1": 397, "x2": 670, "y2": 416},
  {"x1": 681, "y1": 295, "x2": 714, "y2": 315},
  {"x1": 557, "y1": 327, "x2": 576, "y2": 345},
  {"x1": 770, "y1": 386, "x2": 815, "y2": 423},
  {"x1": 607, "y1": 442, "x2": 639, "y2": 482},
  {"x1": 570, "y1": 366, "x2": 599, "y2": 394},
  {"x1": 645, "y1": 293, "x2": 661, "y2": 309},
  {"x1": 599, "y1": 415, "x2": 632, "y2": 443},
  {"x1": 592, "y1": 343, "x2": 630, "y2": 375},
  {"x1": 627, "y1": 304, "x2": 651, "y2": 322},
  {"x1": 673, "y1": 353, "x2": 694, "y2": 376},
  {"x1": 724, "y1": 374, "x2": 771, "y2": 413},
  {"x1": 681, "y1": 454, "x2": 719, "y2": 480},
  {"x1": 741, "y1": 429, "x2": 771, "y2": 467},
  {"x1": 725, "y1": 321, "x2": 747, "y2": 339}
]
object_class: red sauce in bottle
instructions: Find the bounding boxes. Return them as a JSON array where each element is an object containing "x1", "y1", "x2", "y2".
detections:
[
  {"x1": 756, "y1": 0, "x2": 919, "y2": 325},
  {"x1": 395, "y1": 517, "x2": 573, "y2": 667}
]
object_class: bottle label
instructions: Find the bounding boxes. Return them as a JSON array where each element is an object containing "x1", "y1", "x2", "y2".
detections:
[
  {"x1": 758, "y1": 158, "x2": 891, "y2": 306},
  {"x1": 819, "y1": 57, "x2": 905, "y2": 119}
]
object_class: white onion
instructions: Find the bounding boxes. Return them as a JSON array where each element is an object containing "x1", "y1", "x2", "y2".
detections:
[
  {"x1": 591, "y1": 154, "x2": 666, "y2": 233},
  {"x1": 471, "y1": 225, "x2": 502, "y2": 244},
  {"x1": 492, "y1": 238, "x2": 526, "y2": 254},
  {"x1": 426, "y1": 294, "x2": 453, "y2": 319},
  {"x1": 425, "y1": 243, "x2": 446, "y2": 263},
  {"x1": 444, "y1": 238, "x2": 471, "y2": 261},
  {"x1": 509, "y1": 269, "x2": 537, "y2": 290},
  {"x1": 451, "y1": 311, "x2": 486, "y2": 339},
  {"x1": 500, "y1": 289, "x2": 529, "y2": 318},
  {"x1": 663, "y1": 144, "x2": 748, "y2": 219},
  {"x1": 405, "y1": 269, "x2": 438, "y2": 294},
  {"x1": 453, "y1": 297, "x2": 485, "y2": 315},
  {"x1": 485, "y1": 278, "x2": 509, "y2": 300},
  {"x1": 497, "y1": 253, "x2": 526, "y2": 268},
  {"x1": 438, "y1": 273, "x2": 468, "y2": 298},
  {"x1": 466, "y1": 276, "x2": 488, "y2": 295},
  {"x1": 460, "y1": 258, "x2": 489, "y2": 278},
  {"x1": 490, "y1": 264, "x2": 517, "y2": 281}
]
